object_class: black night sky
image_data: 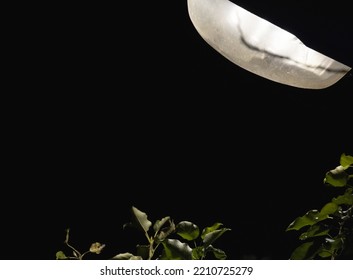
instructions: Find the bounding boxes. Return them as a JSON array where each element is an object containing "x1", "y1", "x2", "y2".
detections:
[{"x1": 2, "y1": 1, "x2": 352, "y2": 260}]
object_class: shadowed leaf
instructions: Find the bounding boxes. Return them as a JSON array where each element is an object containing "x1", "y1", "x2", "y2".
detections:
[
  {"x1": 155, "y1": 221, "x2": 176, "y2": 243},
  {"x1": 159, "y1": 239, "x2": 192, "y2": 260},
  {"x1": 286, "y1": 204, "x2": 337, "y2": 232},
  {"x1": 203, "y1": 228, "x2": 231, "y2": 248},
  {"x1": 286, "y1": 210, "x2": 320, "y2": 231},
  {"x1": 318, "y1": 202, "x2": 339, "y2": 219},
  {"x1": 332, "y1": 188, "x2": 353, "y2": 206},
  {"x1": 192, "y1": 246, "x2": 204, "y2": 260},
  {"x1": 112, "y1": 252, "x2": 143, "y2": 260},
  {"x1": 201, "y1": 223, "x2": 223, "y2": 239},
  {"x1": 176, "y1": 221, "x2": 200, "y2": 241},
  {"x1": 290, "y1": 241, "x2": 320, "y2": 260},
  {"x1": 324, "y1": 166, "x2": 348, "y2": 187},
  {"x1": 124, "y1": 206, "x2": 152, "y2": 234},
  {"x1": 153, "y1": 216, "x2": 171, "y2": 233},
  {"x1": 299, "y1": 224, "x2": 330, "y2": 240},
  {"x1": 136, "y1": 245, "x2": 150, "y2": 260},
  {"x1": 317, "y1": 238, "x2": 344, "y2": 259},
  {"x1": 205, "y1": 245, "x2": 227, "y2": 260}
]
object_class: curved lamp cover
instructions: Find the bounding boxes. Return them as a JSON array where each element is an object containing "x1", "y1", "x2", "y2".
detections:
[{"x1": 187, "y1": 0, "x2": 351, "y2": 89}]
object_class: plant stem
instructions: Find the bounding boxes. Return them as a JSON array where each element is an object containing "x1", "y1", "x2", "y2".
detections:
[{"x1": 65, "y1": 242, "x2": 82, "y2": 259}]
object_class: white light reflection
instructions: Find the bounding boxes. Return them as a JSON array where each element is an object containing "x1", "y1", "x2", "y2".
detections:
[{"x1": 188, "y1": 0, "x2": 351, "y2": 89}]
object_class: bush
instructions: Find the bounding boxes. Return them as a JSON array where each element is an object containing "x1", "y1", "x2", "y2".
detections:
[
  {"x1": 286, "y1": 153, "x2": 353, "y2": 259},
  {"x1": 56, "y1": 206, "x2": 230, "y2": 260}
]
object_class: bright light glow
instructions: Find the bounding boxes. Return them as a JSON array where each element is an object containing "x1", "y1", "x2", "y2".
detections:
[{"x1": 188, "y1": 0, "x2": 351, "y2": 89}]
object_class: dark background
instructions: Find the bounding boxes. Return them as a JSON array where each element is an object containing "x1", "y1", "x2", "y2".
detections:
[{"x1": 3, "y1": 1, "x2": 352, "y2": 260}]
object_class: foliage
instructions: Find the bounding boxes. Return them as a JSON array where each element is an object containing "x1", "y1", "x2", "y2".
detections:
[
  {"x1": 56, "y1": 229, "x2": 105, "y2": 260},
  {"x1": 56, "y1": 206, "x2": 230, "y2": 260},
  {"x1": 56, "y1": 153, "x2": 352, "y2": 260},
  {"x1": 286, "y1": 153, "x2": 353, "y2": 259}
]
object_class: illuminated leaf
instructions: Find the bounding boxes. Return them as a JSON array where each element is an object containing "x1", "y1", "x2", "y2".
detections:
[
  {"x1": 286, "y1": 210, "x2": 320, "y2": 231},
  {"x1": 124, "y1": 206, "x2": 152, "y2": 234},
  {"x1": 112, "y1": 252, "x2": 143, "y2": 260},
  {"x1": 324, "y1": 166, "x2": 348, "y2": 187},
  {"x1": 201, "y1": 223, "x2": 223, "y2": 239},
  {"x1": 203, "y1": 228, "x2": 231, "y2": 248},
  {"x1": 340, "y1": 153, "x2": 353, "y2": 169},
  {"x1": 56, "y1": 251, "x2": 67, "y2": 260},
  {"x1": 160, "y1": 239, "x2": 192, "y2": 260},
  {"x1": 332, "y1": 188, "x2": 353, "y2": 206},
  {"x1": 176, "y1": 221, "x2": 200, "y2": 241}
]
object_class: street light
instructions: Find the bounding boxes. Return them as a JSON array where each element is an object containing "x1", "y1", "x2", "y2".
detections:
[{"x1": 187, "y1": 0, "x2": 351, "y2": 89}]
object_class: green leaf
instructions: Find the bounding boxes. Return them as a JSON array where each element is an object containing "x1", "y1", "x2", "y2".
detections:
[
  {"x1": 286, "y1": 210, "x2": 320, "y2": 231},
  {"x1": 205, "y1": 245, "x2": 227, "y2": 260},
  {"x1": 287, "y1": 204, "x2": 336, "y2": 232},
  {"x1": 191, "y1": 246, "x2": 204, "y2": 260},
  {"x1": 56, "y1": 251, "x2": 67, "y2": 260},
  {"x1": 317, "y1": 238, "x2": 344, "y2": 259},
  {"x1": 324, "y1": 166, "x2": 348, "y2": 187},
  {"x1": 201, "y1": 223, "x2": 223, "y2": 239},
  {"x1": 176, "y1": 221, "x2": 200, "y2": 241},
  {"x1": 318, "y1": 250, "x2": 332, "y2": 258},
  {"x1": 124, "y1": 206, "x2": 152, "y2": 234},
  {"x1": 290, "y1": 242, "x2": 317, "y2": 260},
  {"x1": 203, "y1": 228, "x2": 231, "y2": 248},
  {"x1": 299, "y1": 224, "x2": 330, "y2": 240},
  {"x1": 318, "y1": 202, "x2": 338, "y2": 220},
  {"x1": 159, "y1": 239, "x2": 192, "y2": 260},
  {"x1": 153, "y1": 216, "x2": 171, "y2": 233},
  {"x1": 325, "y1": 237, "x2": 343, "y2": 251},
  {"x1": 340, "y1": 153, "x2": 353, "y2": 169},
  {"x1": 332, "y1": 188, "x2": 353, "y2": 206},
  {"x1": 155, "y1": 220, "x2": 176, "y2": 243},
  {"x1": 89, "y1": 242, "x2": 105, "y2": 254},
  {"x1": 112, "y1": 252, "x2": 143, "y2": 260}
]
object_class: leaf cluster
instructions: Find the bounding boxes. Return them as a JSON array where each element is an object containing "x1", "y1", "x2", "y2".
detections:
[
  {"x1": 56, "y1": 229, "x2": 105, "y2": 260},
  {"x1": 286, "y1": 153, "x2": 353, "y2": 259},
  {"x1": 56, "y1": 206, "x2": 230, "y2": 260},
  {"x1": 113, "y1": 206, "x2": 231, "y2": 260}
]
